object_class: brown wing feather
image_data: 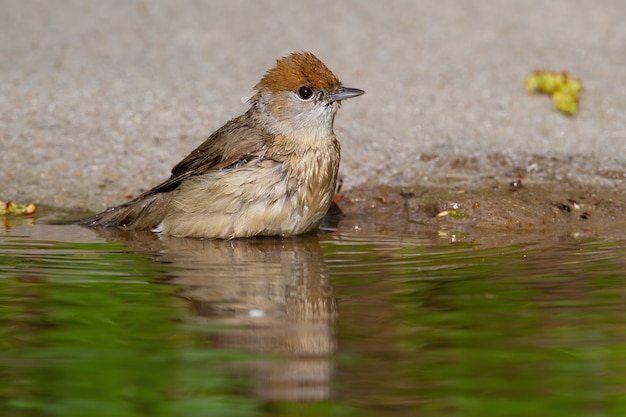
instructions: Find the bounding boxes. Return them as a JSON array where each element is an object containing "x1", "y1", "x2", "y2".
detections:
[
  {"x1": 152, "y1": 112, "x2": 272, "y2": 193},
  {"x1": 83, "y1": 111, "x2": 273, "y2": 229}
]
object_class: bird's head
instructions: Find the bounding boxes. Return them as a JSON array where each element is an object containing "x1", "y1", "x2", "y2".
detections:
[{"x1": 250, "y1": 52, "x2": 364, "y2": 140}]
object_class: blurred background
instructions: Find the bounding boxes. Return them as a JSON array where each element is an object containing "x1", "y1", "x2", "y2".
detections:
[{"x1": 1, "y1": 0, "x2": 624, "y2": 210}]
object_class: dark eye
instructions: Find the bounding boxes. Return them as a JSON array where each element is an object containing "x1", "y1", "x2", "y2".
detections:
[{"x1": 296, "y1": 86, "x2": 314, "y2": 100}]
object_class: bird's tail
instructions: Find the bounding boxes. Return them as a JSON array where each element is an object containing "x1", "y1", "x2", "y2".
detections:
[{"x1": 80, "y1": 193, "x2": 171, "y2": 231}]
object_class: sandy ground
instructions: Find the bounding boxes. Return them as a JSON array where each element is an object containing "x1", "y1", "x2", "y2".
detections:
[{"x1": 1, "y1": 1, "x2": 625, "y2": 227}]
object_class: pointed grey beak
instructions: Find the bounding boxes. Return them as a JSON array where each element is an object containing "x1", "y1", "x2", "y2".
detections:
[{"x1": 328, "y1": 86, "x2": 365, "y2": 103}]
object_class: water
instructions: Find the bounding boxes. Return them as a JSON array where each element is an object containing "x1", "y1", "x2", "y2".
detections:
[{"x1": 1, "y1": 216, "x2": 625, "y2": 416}]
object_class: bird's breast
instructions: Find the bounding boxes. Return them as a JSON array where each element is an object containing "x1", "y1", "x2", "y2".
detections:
[
  {"x1": 268, "y1": 141, "x2": 339, "y2": 235},
  {"x1": 160, "y1": 140, "x2": 340, "y2": 238}
]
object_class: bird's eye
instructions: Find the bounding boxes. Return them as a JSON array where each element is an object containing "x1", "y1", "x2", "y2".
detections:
[{"x1": 296, "y1": 86, "x2": 314, "y2": 100}]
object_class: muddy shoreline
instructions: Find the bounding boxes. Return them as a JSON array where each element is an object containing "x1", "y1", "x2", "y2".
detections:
[
  {"x1": 338, "y1": 180, "x2": 625, "y2": 237},
  {"x1": 6, "y1": 174, "x2": 624, "y2": 248}
]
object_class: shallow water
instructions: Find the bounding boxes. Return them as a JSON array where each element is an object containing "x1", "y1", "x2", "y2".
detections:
[{"x1": 1, "y1": 216, "x2": 626, "y2": 416}]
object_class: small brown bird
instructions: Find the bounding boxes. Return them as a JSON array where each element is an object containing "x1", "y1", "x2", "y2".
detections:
[{"x1": 83, "y1": 52, "x2": 364, "y2": 239}]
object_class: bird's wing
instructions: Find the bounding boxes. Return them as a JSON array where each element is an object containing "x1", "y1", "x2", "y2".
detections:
[
  {"x1": 81, "y1": 113, "x2": 273, "y2": 229},
  {"x1": 150, "y1": 113, "x2": 272, "y2": 194}
]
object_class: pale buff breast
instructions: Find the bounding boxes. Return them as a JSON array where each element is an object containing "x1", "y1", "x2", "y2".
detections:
[{"x1": 156, "y1": 149, "x2": 339, "y2": 239}]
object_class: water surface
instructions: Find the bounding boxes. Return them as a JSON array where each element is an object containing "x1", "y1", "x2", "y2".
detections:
[{"x1": 1, "y1": 216, "x2": 625, "y2": 416}]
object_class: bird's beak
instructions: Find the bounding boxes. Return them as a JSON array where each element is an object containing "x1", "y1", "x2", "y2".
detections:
[{"x1": 327, "y1": 87, "x2": 365, "y2": 103}]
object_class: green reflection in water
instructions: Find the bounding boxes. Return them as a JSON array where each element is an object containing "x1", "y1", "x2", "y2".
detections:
[
  {"x1": 323, "y1": 235, "x2": 626, "y2": 417},
  {"x1": 1, "y1": 225, "x2": 626, "y2": 417},
  {"x1": 0, "y1": 236, "x2": 260, "y2": 417}
]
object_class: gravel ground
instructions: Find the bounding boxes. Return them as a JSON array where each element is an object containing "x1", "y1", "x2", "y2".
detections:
[{"x1": 1, "y1": 0, "x2": 625, "y2": 214}]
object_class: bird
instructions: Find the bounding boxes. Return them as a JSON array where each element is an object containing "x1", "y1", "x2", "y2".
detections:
[{"x1": 82, "y1": 51, "x2": 364, "y2": 239}]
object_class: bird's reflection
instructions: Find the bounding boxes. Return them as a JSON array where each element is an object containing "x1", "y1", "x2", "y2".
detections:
[{"x1": 94, "y1": 227, "x2": 337, "y2": 402}]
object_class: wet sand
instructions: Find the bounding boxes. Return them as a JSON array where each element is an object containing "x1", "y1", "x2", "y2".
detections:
[{"x1": 1, "y1": 1, "x2": 625, "y2": 230}]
